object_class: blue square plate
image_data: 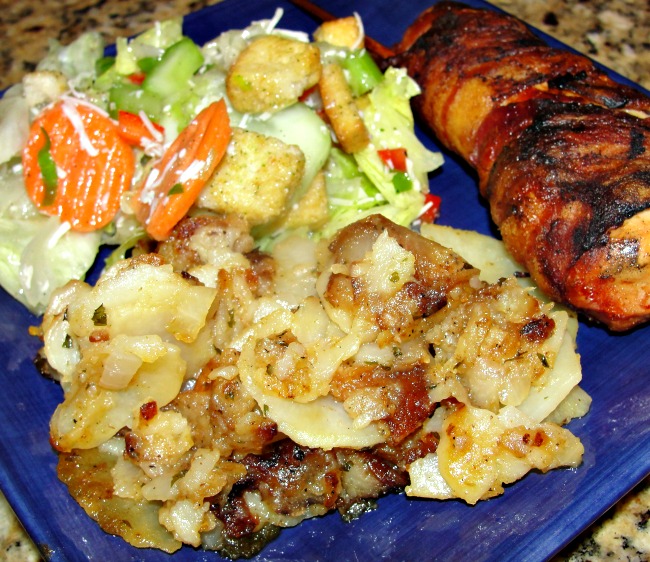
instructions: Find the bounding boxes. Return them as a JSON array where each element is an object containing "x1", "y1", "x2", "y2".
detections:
[{"x1": 1, "y1": 1, "x2": 648, "y2": 560}]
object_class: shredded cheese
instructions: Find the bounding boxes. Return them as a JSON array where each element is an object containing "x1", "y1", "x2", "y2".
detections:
[{"x1": 60, "y1": 99, "x2": 99, "y2": 157}]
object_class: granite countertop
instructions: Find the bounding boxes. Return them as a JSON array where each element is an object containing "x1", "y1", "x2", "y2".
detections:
[{"x1": 1, "y1": 1, "x2": 649, "y2": 561}]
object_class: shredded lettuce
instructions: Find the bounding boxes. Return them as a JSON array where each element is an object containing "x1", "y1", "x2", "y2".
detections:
[
  {"x1": 37, "y1": 32, "x2": 105, "y2": 89},
  {"x1": 356, "y1": 67, "x2": 443, "y2": 195},
  {"x1": 323, "y1": 68, "x2": 443, "y2": 238},
  {"x1": 0, "y1": 86, "x2": 30, "y2": 165}
]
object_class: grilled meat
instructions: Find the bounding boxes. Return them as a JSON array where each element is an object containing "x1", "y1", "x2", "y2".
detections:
[{"x1": 390, "y1": 1, "x2": 650, "y2": 330}]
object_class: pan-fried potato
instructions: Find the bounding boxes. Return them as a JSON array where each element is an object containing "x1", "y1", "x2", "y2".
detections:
[
  {"x1": 197, "y1": 128, "x2": 305, "y2": 226},
  {"x1": 313, "y1": 16, "x2": 363, "y2": 49},
  {"x1": 319, "y1": 63, "x2": 369, "y2": 154},
  {"x1": 226, "y1": 35, "x2": 321, "y2": 114}
]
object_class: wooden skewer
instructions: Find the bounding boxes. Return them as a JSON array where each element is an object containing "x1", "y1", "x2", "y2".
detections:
[{"x1": 287, "y1": 0, "x2": 396, "y2": 58}]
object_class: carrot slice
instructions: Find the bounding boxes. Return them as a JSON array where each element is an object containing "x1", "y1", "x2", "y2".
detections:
[
  {"x1": 133, "y1": 99, "x2": 231, "y2": 241},
  {"x1": 22, "y1": 100, "x2": 136, "y2": 232},
  {"x1": 117, "y1": 110, "x2": 165, "y2": 148}
]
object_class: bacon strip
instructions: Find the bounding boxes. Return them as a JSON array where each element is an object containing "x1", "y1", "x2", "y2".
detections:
[{"x1": 389, "y1": 1, "x2": 650, "y2": 330}]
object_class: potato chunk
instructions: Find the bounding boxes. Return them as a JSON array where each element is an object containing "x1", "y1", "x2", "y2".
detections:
[
  {"x1": 313, "y1": 16, "x2": 363, "y2": 49},
  {"x1": 47, "y1": 256, "x2": 218, "y2": 452},
  {"x1": 198, "y1": 128, "x2": 305, "y2": 226},
  {"x1": 226, "y1": 35, "x2": 321, "y2": 114},
  {"x1": 319, "y1": 63, "x2": 370, "y2": 153}
]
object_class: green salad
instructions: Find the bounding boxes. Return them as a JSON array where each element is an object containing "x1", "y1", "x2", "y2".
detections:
[{"x1": 0, "y1": 8, "x2": 442, "y2": 314}]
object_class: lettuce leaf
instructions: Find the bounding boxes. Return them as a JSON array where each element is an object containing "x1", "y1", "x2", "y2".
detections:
[
  {"x1": 114, "y1": 19, "x2": 184, "y2": 76},
  {"x1": 0, "y1": 162, "x2": 101, "y2": 314},
  {"x1": 0, "y1": 86, "x2": 30, "y2": 165},
  {"x1": 37, "y1": 31, "x2": 105, "y2": 89},
  {"x1": 356, "y1": 67, "x2": 443, "y2": 197}
]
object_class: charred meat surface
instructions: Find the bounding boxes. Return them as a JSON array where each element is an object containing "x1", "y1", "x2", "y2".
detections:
[{"x1": 390, "y1": 1, "x2": 650, "y2": 330}]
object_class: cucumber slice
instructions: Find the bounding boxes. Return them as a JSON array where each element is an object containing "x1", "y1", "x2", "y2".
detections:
[
  {"x1": 142, "y1": 37, "x2": 204, "y2": 99},
  {"x1": 108, "y1": 82, "x2": 164, "y2": 121},
  {"x1": 245, "y1": 103, "x2": 332, "y2": 203}
]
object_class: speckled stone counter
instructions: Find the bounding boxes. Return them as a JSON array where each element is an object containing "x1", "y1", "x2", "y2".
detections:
[{"x1": 1, "y1": 1, "x2": 649, "y2": 561}]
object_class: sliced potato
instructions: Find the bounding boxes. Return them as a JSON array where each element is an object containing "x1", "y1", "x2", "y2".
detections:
[
  {"x1": 407, "y1": 404, "x2": 584, "y2": 504},
  {"x1": 319, "y1": 63, "x2": 370, "y2": 153},
  {"x1": 421, "y1": 222, "x2": 584, "y2": 422},
  {"x1": 226, "y1": 35, "x2": 321, "y2": 114},
  {"x1": 48, "y1": 256, "x2": 218, "y2": 452},
  {"x1": 198, "y1": 128, "x2": 305, "y2": 226},
  {"x1": 57, "y1": 445, "x2": 182, "y2": 553},
  {"x1": 313, "y1": 16, "x2": 363, "y2": 49}
]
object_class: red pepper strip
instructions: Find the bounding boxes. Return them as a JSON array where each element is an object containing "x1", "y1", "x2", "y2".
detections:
[
  {"x1": 299, "y1": 84, "x2": 318, "y2": 102},
  {"x1": 128, "y1": 72, "x2": 146, "y2": 85},
  {"x1": 420, "y1": 193, "x2": 442, "y2": 223},
  {"x1": 378, "y1": 148, "x2": 408, "y2": 172},
  {"x1": 117, "y1": 110, "x2": 164, "y2": 148}
]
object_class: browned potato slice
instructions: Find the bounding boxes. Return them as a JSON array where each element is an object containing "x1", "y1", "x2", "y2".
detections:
[
  {"x1": 197, "y1": 128, "x2": 305, "y2": 226},
  {"x1": 226, "y1": 35, "x2": 321, "y2": 114},
  {"x1": 319, "y1": 63, "x2": 370, "y2": 154},
  {"x1": 313, "y1": 16, "x2": 363, "y2": 49}
]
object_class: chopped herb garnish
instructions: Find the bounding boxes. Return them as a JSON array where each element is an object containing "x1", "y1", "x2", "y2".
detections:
[
  {"x1": 62, "y1": 334, "x2": 73, "y2": 349},
  {"x1": 505, "y1": 351, "x2": 524, "y2": 362},
  {"x1": 232, "y1": 74, "x2": 252, "y2": 91},
  {"x1": 170, "y1": 469, "x2": 188, "y2": 486},
  {"x1": 168, "y1": 183, "x2": 184, "y2": 195},
  {"x1": 537, "y1": 352, "x2": 550, "y2": 368},
  {"x1": 92, "y1": 304, "x2": 107, "y2": 326}
]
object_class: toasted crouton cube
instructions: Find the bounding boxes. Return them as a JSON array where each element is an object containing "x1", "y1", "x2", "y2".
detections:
[
  {"x1": 227, "y1": 35, "x2": 321, "y2": 114},
  {"x1": 313, "y1": 16, "x2": 363, "y2": 49},
  {"x1": 319, "y1": 63, "x2": 370, "y2": 154},
  {"x1": 197, "y1": 128, "x2": 305, "y2": 226},
  {"x1": 282, "y1": 171, "x2": 329, "y2": 229},
  {"x1": 22, "y1": 71, "x2": 68, "y2": 109}
]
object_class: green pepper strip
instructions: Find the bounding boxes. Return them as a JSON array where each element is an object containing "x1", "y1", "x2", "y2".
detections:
[
  {"x1": 37, "y1": 127, "x2": 58, "y2": 206},
  {"x1": 342, "y1": 49, "x2": 384, "y2": 97},
  {"x1": 392, "y1": 171, "x2": 413, "y2": 193}
]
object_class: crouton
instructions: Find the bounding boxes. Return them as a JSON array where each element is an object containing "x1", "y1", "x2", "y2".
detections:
[
  {"x1": 198, "y1": 128, "x2": 305, "y2": 226},
  {"x1": 227, "y1": 35, "x2": 321, "y2": 114},
  {"x1": 319, "y1": 63, "x2": 369, "y2": 154}
]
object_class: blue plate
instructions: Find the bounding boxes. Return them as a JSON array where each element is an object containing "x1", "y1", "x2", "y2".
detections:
[{"x1": 1, "y1": 1, "x2": 649, "y2": 560}]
